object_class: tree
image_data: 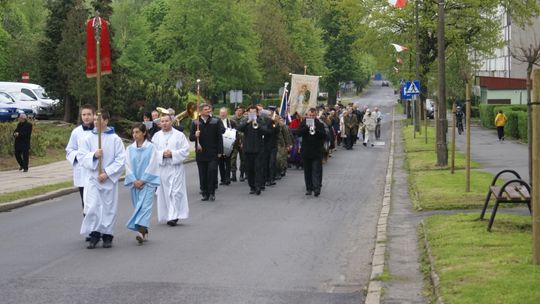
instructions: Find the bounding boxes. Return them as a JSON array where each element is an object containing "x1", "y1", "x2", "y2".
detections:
[{"x1": 56, "y1": 0, "x2": 93, "y2": 122}]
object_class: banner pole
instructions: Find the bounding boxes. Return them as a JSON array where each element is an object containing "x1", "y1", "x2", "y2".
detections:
[{"x1": 93, "y1": 15, "x2": 103, "y2": 174}]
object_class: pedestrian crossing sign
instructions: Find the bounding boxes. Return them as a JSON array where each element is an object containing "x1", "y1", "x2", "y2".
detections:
[{"x1": 405, "y1": 80, "x2": 420, "y2": 95}]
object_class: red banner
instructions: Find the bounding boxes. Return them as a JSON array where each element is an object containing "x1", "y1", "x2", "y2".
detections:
[{"x1": 86, "y1": 17, "x2": 112, "y2": 78}]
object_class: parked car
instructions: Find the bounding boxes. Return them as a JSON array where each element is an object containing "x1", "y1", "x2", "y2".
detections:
[
  {"x1": 0, "y1": 82, "x2": 58, "y2": 118},
  {"x1": 382, "y1": 81, "x2": 389, "y2": 87},
  {"x1": 0, "y1": 94, "x2": 19, "y2": 122},
  {"x1": 0, "y1": 91, "x2": 36, "y2": 119},
  {"x1": 426, "y1": 99, "x2": 434, "y2": 119}
]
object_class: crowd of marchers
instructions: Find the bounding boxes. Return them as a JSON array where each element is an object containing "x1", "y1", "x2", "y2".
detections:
[{"x1": 62, "y1": 101, "x2": 383, "y2": 249}]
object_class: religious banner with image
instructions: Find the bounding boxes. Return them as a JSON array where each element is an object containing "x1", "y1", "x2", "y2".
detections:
[{"x1": 288, "y1": 74, "x2": 319, "y2": 116}]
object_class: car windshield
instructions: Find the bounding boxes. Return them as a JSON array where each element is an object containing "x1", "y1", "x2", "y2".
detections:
[
  {"x1": 9, "y1": 91, "x2": 35, "y2": 101},
  {"x1": 0, "y1": 93, "x2": 14, "y2": 104},
  {"x1": 34, "y1": 88, "x2": 50, "y2": 99}
]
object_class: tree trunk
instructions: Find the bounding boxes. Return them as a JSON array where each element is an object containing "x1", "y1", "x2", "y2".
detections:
[
  {"x1": 436, "y1": 0, "x2": 448, "y2": 166},
  {"x1": 63, "y1": 95, "x2": 72, "y2": 123},
  {"x1": 528, "y1": 65, "x2": 533, "y2": 183}
]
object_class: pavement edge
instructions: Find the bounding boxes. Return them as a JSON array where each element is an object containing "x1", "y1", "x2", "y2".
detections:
[
  {"x1": 419, "y1": 220, "x2": 445, "y2": 304},
  {"x1": 0, "y1": 159, "x2": 196, "y2": 213},
  {"x1": 364, "y1": 106, "x2": 396, "y2": 304}
]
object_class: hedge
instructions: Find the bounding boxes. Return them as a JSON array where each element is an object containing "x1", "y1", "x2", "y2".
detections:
[
  {"x1": 517, "y1": 111, "x2": 528, "y2": 142},
  {"x1": 505, "y1": 111, "x2": 520, "y2": 139},
  {"x1": 479, "y1": 104, "x2": 527, "y2": 129},
  {"x1": 0, "y1": 121, "x2": 73, "y2": 157}
]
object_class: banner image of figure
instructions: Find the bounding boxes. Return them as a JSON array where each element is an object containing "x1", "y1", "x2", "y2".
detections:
[{"x1": 288, "y1": 74, "x2": 319, "y2": 116}]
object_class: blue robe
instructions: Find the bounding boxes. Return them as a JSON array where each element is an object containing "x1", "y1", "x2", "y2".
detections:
[{"x1": 124, "y1": 140, "x2": 160, "y2": 231}]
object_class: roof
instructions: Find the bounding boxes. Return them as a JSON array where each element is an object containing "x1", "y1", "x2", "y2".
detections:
[{"x1": 478, "y1": 76, "x2": 526, "y2": 90}]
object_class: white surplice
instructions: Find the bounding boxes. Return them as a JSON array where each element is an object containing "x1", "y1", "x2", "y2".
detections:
[
  {"x1": 78, "y1": 127, "x2": 126, "y2": 236},
  {"x1": 65, "y1": 125, "x2": 92, "y2": 187},
  {"x1": 152, "y1": 128, "x2": 190, "y2": 222}
]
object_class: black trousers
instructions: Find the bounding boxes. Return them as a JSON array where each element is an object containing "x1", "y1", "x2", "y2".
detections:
[
  {"x1": 266, "y1": 147, "x2": 277, "y2": 182},
  {"x1": 497, "y1": 126, "x2": 504, "y2": 140},
  {"x1": 14, "y1": 148, "x2": 29, "y2": 170},
  {"x1": 197, "y1": 158, "x2": 218, "y2": 196},
  {"x1": 245, "y1": 152, "x2": 264, "y2": 190},
  {"x1": 219, "y1": 155, "x2": 232, "y2": 183},
  {"x1": 303, "y1": 157, "x2": 323, "y2": 192},
  {"x1": 345, "y1": 135, "x2": 354, "y2": 149}
]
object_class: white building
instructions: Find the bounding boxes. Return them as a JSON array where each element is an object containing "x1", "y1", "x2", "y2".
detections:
[{"x1": 476, "y1": 7, "x2": 540, "y2": 79}]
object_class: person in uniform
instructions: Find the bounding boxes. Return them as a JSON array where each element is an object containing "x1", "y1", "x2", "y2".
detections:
[
  {"x1": 189, "y1": 103, "x2": 223, "y2": 201},
  {"x1": 297, "y1": 108, "x2": 326, "y2": 197},
  {"x1": 276, "y1": 116, "x2": 293, "y2": 179},
  {"x1": 263, "y1": 106, "x2": 280, "y2": 186},
  {"x1": 230, "y1": 106, "x2": 245, "y2": 182},
  {"x1": 237, "y1": 106, "x2": 269, "y2": 195}
]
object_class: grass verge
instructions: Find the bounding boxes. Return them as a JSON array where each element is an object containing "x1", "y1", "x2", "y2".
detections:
[
  {"x1": 422, "y1": 213, "x2": 540, "y2": 304},
  {"x1": 0, "y1": 181, "x2": 73, "y2": 204}
]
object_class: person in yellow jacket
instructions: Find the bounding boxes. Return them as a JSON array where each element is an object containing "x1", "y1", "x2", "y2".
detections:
[{"x1": 494, "y1": 110, "x2": 507, "y2": 141}]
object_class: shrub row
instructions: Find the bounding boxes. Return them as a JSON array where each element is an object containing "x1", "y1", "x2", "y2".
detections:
[
  {"x1": 0, "y1": 121, "x2": 73, "y2": 157},
  {"x1": 479, "y1": 104, "x2": 528, "y2": 142}
]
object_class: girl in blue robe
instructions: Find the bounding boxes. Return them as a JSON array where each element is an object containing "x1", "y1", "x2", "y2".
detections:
[{"x1": 124, "y1": 123, "x2": 160, "y2": 244}]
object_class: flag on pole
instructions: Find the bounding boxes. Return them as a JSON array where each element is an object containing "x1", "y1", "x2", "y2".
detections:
[
  {"x1": 388, "y1": 0, "x2": 408, "y2": 9},
  {"x1": 279, "y1": 83, "x2": 290, "y2": 121},
  {"x1": 391, "y1": 43, "x2": 408, "y2": 52},
  {"x1": 86, "y1": 17, "x2": 112, "y2": 78}
]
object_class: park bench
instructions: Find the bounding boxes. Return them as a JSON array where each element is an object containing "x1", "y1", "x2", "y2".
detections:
[{"x1": 480, "y1": 169, "x2": 531, "y2": 232}]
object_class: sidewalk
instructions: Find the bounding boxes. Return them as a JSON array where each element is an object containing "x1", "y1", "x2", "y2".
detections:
[
  {"x1": 453, "y1": 124, "x2": 529, "y2": 182},
  {"x1": 0, "y1": 141, "x2": 197, "y2": 196}
]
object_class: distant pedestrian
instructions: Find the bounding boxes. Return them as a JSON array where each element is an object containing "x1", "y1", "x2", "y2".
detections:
[
  {"x1": 13, "y1": 113, "x2": 32, "y2": 172},
  {"x1": 362, "y1": 109, "x2": 377, "y2": 147},
  {"x1": 125, "y1": 123, "x2": 160, "y2": 245},
  {"x1": 494, "y1": 110, "x2": 507, "y2": 141},
  {"x1": 66, "y1": 104, "x2": 95, "y2": 216}
]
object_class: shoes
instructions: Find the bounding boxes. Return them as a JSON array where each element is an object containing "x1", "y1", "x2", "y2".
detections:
[
  {"x1": 136, "y1": 232, "x2": 144, "y2": 245},
  {"x1": 371, "y1": 143, "x2": 374, "y2": 147},
  {"x1": 219, "y1": 181, "x2": 226, "y2": 185},
  {"x1": 314, "y1": 190, "x2": 320, "y2": 197},
  {"x1": 85, "y1": 236, "x2": 91, "y2": 242},
  {"x1": 363, "y1": 142, "x2": 367, "y2": 147},
  {"x1": 23, "y1": 169, "x2": 28, "y2": 172},
  {"x1": 268, "y1": 181, "x2": 276, "y2": 186},
  {"x1": 209, "y1": 194, "x2": 215, "y2": 201},
  {"x1": 87, "y1": 231, "x2": 101, "y2": 249},
  {"x1": 305, "y1": 190, "x2": 313, "y2": 196},
  {"x1": 275, "y1": 175, "x2": 281, "y2": 180},
  {"x1": 225, "y1": 181, "x2": 231, "y2": 185},
  {"x1": 249, "y1": 189, "x2": 256, "y2": 194},
  {"x1": 102, "y1": 234, "x2": 113, "y2": 248},
  {"x1": 201, "y1": 195, "x2": 209, "y2": 201},
  {"x1": 18, "y1": 167, "x2": 23, "y2": 171},
  {"x1": 256, "y1": 189, "x2": 261, "y2": 195},
  {"x1": 167, "y1": 219, "x2": 178, "y2": 226},
  {"x1": 231, "y1": 176, "x2": 237, "y2": 182},
  {"x1": 260, "y1": 186, "x2": 266, "y2": 191}
]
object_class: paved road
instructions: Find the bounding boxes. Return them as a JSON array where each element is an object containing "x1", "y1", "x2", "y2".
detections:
[{"x1": 0, "y1": 82, "x2": 396, "y2": 304}]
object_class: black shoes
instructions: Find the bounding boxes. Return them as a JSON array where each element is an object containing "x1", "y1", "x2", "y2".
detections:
[
  {"x1": 249, "y1": 189, "x2": 256, "y2": 194},
  {"x1": 255, "y1": 189, "x2": 261, "y2": 195},
  {"x1": 363, "y1": 142, "x2": 367, "y2": 147},
  {"x1": 314, "y1": 190, "x2": 321, "y2": 197},
  {"x1": 231, "y1": 175, "x2": 237, "y2": 182},
  {"x1": 201, "y1": 195, "x2": 209, "y2": 201},
  {"x1": 209, "y1": 194, "x2": 215, "y2": 201},
  {"x1": 239, "y1": 174, "x2": 245, "y2": 182},
  {"x1": 87, "y1": 231, "x2": 101, "y2": 249},
  {"x1": 167, "y1": 219, "x2": 178, "y2": 226},
  {"x1": 305, "y1": 190, "x2": 313, "y2": 196},
  {"x1": 102, "y1": 234, "x2": 113, "y2": 248}
]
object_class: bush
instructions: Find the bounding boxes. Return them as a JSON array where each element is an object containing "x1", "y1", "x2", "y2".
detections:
[
  {"x1": 517, "y1": 111, "x2": 528, "y2": 142},
  {"x1": 479, "y1": 104, "x2": 496, "y2": 128},
  {"x1": 505, "y1": 111, "x2": 520, "y2": 139},
  {"x1": 0, "y1": 121, "x2": 73, "y2": 157}
]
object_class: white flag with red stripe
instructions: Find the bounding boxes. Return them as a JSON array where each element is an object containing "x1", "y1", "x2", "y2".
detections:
[
  {"x1": 391, "y1": 43, "x2": 408, "y2": 52},
  {"x1": 388, "y1": 0, "x2": 408, "y2": 8}
]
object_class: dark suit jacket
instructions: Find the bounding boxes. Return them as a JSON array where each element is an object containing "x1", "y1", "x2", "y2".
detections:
[
  {"x1": 189, "y1": 116, "x2": 224, "y2": 161},
  {"x1": 14, "y1": 121, "x2": 32, "y2": 151},
  {"x1": 297, "y1": 118, "x2": 326, "y2": 159},
  {"x1": 237, "y1": 116, "x2": 270, "y2": 154}
]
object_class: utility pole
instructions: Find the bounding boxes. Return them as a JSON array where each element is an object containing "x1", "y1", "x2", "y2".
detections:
[
  {"x1": 436, "y1": 0, "x2": 448, "y2": 166},
  {"x1": 465, "y1": 82, "x2": 471, "y2": 192}
]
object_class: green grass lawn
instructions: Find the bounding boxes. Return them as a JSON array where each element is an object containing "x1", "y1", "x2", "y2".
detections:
[
  {"x1": 422, "y1": 213, "x2": 540, "y2": 304},
  {"x1": 0, "y1": 181, "x2": 73, "y2": 204},
  {"x1": 410, "y1": 169, "x2": 497, "y2": 210}
]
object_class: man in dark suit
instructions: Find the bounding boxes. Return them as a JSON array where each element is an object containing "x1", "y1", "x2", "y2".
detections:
[
  {"x1": 342, "y1": 107, "x2": 358, "y2": 150},
  {"x1": 13, "y1": 113, "x2": 32, "y2": 172},
  {"x1": 237, "y1": 106, "x2": 270, "y2": 195},
  {"x1": 297, "y1": 108, "x2": 326, "y2": 196},
  {"x1": 189, "y1": 103, "x2": 224, "y2": 201},
  {"x1": 218, "y1": 107, "x2": 236, "y2": 186}
]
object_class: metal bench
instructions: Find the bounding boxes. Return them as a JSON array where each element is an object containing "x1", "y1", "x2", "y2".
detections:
[{"x1": 480, "y1": 169, "x2": 531, "y2": 231}]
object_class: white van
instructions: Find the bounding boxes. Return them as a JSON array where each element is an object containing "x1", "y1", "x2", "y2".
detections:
[{"x1": 0, "y1": 82, "x2": 58, "y2": 118}]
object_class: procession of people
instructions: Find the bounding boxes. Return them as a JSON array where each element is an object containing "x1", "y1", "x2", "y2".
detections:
[{"x1": 65, "y1": 101, "x2": 383, "y2": 249}]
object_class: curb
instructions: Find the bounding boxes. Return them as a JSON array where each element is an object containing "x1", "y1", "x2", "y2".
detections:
[
  {"x1": 0, "y1": 159, "x2": 196, "y2": 213},
  {"x1": 364, "y1": 106, "x2": 396, "y2": 304},
  {"x1": 419, "y1": 220, "x2": 445, "y2": 304}
]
